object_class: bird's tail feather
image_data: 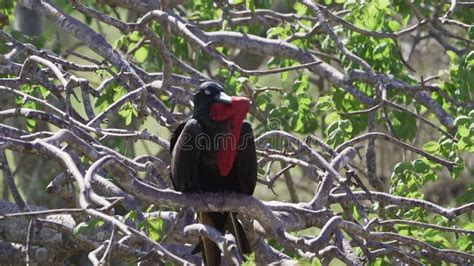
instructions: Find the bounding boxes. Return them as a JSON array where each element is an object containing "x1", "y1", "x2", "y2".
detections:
[
  {"x1": 226, "y1": 212, "x2": 251, "y2": 255},
  {"x1": 195, "y1": 212, "x2": 251, "y2": 266}
]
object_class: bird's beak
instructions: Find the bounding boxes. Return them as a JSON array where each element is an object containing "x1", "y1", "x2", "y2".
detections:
[{"x1": 214, "y1": 91, "x2": 232, "y2": 104}]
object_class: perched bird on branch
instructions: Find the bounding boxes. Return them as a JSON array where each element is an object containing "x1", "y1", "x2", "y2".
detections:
[{"x1": 170, "y1": 81, "x2": 257, "y2": 265}]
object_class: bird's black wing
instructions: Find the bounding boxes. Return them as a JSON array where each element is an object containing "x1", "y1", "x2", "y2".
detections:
[
  {"x1": 233, "y1": 121, "x2": 258, "y2": 195},
  {"x1": 170, "y1": 119, "x2": 202, "y2": 192},
  {"x1": 169, "y1": 121, "x2": 186, "y2": 155}
]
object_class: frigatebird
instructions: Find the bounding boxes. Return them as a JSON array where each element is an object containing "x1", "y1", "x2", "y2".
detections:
[{"x1": 170, "y1": 81, "x2": 257, "y2": 265}]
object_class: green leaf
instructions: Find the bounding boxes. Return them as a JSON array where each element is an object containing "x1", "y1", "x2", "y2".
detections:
[
  {"x1": 316, "y1": 96, "x2": 334, "y2": 111},
  {"x1": 36, "y1": 85, "x2": 50, "y2": 99},
  {"x1": 292, "y1": 75, "x2": 308, "y2": 93},
  {"x1": 326, "y1": 119, "x2": 352, "y2": 147},
  {"x1": 387, "y1": 19, "x2": 401, "y2": 31},
  {"x1": 447, "y1": 50, "x2": 458, "y2": 62},
  {"x1": 129, "y1": 31, "x2": 141, "y2": 42},
  {"x1": 134, "y1": 47, "x2": 149, "y2": 63},
  {"x1": 422, "y1": 141, "x2": 440, "y2": 153},
  {"x1": 424, "y1": 233, "x2": 450, "y2": 248},
  {"x1": 266, "y1": 27, "x2": 285, "y2": 38},
  {"x1": 372, "y1": 256, "x2": 392, "y2": 266},
  {"x1": 391, "y1": 111, "x2": 417, "y2": 141},
  {"x1": 85, "y1": 15, "x2": 92, "y2": 25},
  {"x1": 0, "y1": 42, "x2": 8, "y2": 54},
  {"x1": 73, "y1": 222, "x2": 90, "y2": 235},
  {"x1": 73, "y1": 218, "x2": 103, "y2": 235},
  {"x1": 326, "y1": 121, "x2": 339, "y2": 136},
  {"x1": 339, "y1": 119, "x2": 353, "y2": 133},
  {"x1": 95, "y1": 82, "x2": 124, "y2": 112},
  {"x1": 281, "y1": 71, "x2": 288, "y2": 82},
  {"x1": 114, "y1": 35, "x2": 128, "y2": 49},
  {"x1": 458, "y1": 125, "x2": 470, "y2": 137},
  {"x1": 120, "y1": 108, "x2": 131, "y2": 125},
  {"x1": 256, "y1": 95, "x2": 268, "y2": 111},
  {"x1": 425, "y1": 172, "x2": 438, "y2": 182},
  {"x1": 293, "y1": 2, "x2": 308, "y2": 16},
  {"x1": 467, "y1": 110, "x2": 474, "y2": 119},
  {"x1": 451, "y1": 158, "x2": 464, "y2": 179},
  {"x1": 311, "y1": 258, "x2": 322, "y2": 266},
  {"x1": 293, "y1": 113, "x2": 304, "y2": 132},
  {"x1": 146, "y1": 204, "x2": 156, "y2": 213},
  {"x1": 147, "y1": 217, "x2": 164, "y2": 241},
  {"x1": 246, "y1": 0, "x2": 255, "y2": 12},
  {"x1": 96, "y1": 219, "x2": 105, "y2": 227},
  {"x1": 297, "y1": 94, "x2": 311, "y2": 110},
  {"x1": 242, "y1": 253, "x2": 256, "y2": 266},
  {"x1": 22, "y1": 101, "x2": 37, "y2": 132},
  {"x1": 10, "y1": 30, "x2": 23, "y2": 40},
  {"x1": 29, "y1": 35, "x2": 46, "y2": 49},
  {"x1": 324, "y1": 112, "x2": 339, "y2": 125},
  {"x1": 455, "y1": 235, "x2": 473, "y2": 252},
  {"x1": 125, "y1": 210, "x2": 138, "y2": 222},
  {"x1": 407, "y1": 178, "x2": 418, "y2": 191},
  {"x1": 25, "y1": 118, "x2": 36, "y2": 132},
  {"x1": 394, "y1": 162, "x2": 412, "y2": 174},
  {"x1": 113, "y1": 86, "x2": 127, "y2": 102},
  {"x1": 464, "y1": 223, "x2": 474, "y2": 230},
  {"x1": 413, "y1": 159, "x2": 429, "y2": 174},
  {"x1": 236, "y1": 77, "x2": 249, "y2": 84},
  {"x1": 249, "y1": 75, "x2": 258, "y2": 84},
  {"x1": 454, "y1": 115, "x2": 472, "y2": 126}
]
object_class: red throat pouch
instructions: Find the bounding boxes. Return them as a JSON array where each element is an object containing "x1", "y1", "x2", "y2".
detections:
[{"x1": 210, "y1": 96, "x2": 250, "y2": 176}]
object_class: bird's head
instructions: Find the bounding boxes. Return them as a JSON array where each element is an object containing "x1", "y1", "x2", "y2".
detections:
[{"x1": 194, "y1": 81, "x2": 232, "y2": 109}]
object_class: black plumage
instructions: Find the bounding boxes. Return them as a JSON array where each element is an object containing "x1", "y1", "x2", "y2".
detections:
[{"x1": 170, "y1": 81, "x2": 257, "y2": 265}]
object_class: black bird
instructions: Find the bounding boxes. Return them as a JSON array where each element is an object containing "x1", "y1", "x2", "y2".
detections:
[{"x1": 170, "y1": 81, "x2": 257, "y2": 265}]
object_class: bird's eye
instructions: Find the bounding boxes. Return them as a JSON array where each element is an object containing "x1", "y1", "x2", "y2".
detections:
[{"x1": 204, "y1": 89, "x2": 211, "y2": 95}]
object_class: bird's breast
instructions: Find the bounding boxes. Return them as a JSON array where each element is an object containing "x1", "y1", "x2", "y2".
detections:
[{"x1": 200, "y1": 149, "x2": 218, "y2": 166}]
